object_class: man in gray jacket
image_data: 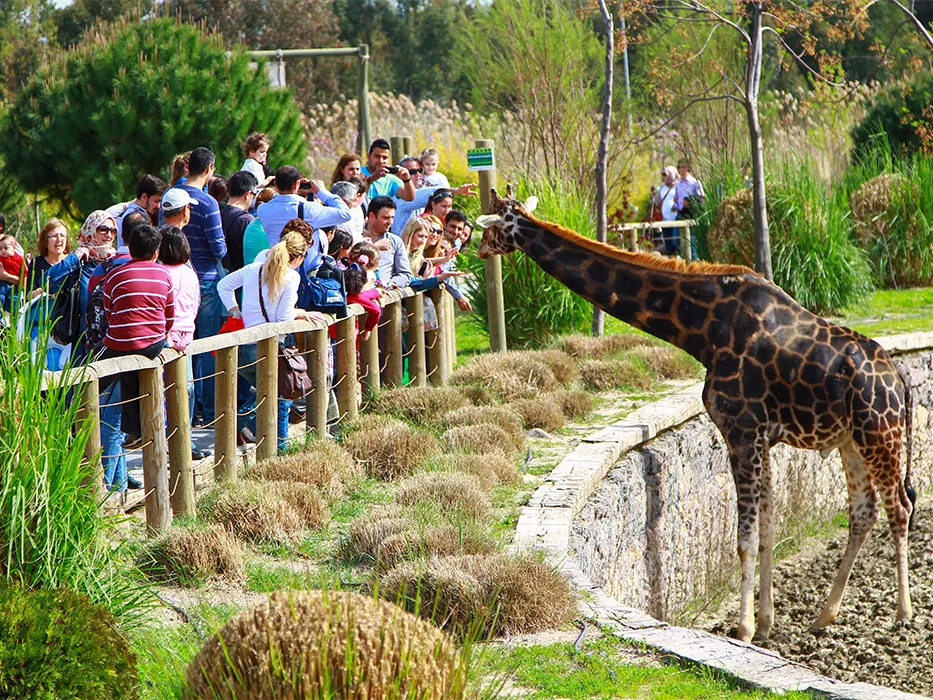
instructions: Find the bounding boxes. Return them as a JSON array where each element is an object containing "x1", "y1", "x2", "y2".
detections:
[{"x1": 363, "y1": 196, "x2": 412, "y2": 289}]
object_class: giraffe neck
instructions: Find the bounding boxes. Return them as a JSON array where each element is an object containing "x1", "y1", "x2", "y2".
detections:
[{"x1": 507, "y1": 213, "x2": 745, "y2": 366}]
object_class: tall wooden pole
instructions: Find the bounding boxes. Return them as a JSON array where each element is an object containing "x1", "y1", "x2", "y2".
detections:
[
  {"x1": 357, "y1": 45, "x2": 371, "y2": 155},
  {"x1": 478, "y1": 139, "x2": 506, "y2": 352}
]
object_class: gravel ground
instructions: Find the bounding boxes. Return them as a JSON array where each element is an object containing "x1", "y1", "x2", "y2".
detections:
[{"x1": 708, "y1": 507, "x2": 933, "y2": 696}]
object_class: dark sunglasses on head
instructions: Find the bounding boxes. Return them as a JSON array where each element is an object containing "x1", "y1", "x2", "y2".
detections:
[{"x1": 430, "y1": 190, "x2": 453, "y2": 203}]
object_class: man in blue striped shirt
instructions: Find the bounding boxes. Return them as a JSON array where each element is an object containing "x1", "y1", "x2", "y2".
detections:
[{"x1": 175, "y1": 147, "x2": 227, "y2": 424}]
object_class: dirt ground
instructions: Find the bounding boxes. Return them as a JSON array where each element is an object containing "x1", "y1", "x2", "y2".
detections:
[{"x1": 708, "y1": 506, "x2": 933, "y2": 696}]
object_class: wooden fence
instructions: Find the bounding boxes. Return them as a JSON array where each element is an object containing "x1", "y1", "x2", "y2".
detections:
[
  {"x1": 50, "y1": 287, "x2": 458, "y2": 535},
  {"x1": 610, "y1": 219, "x2": 697, "y2": 260}
]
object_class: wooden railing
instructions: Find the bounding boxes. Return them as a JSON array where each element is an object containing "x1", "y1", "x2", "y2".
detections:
[
  {"x1": 609, "y1": 219, "x2": 698, "y2": 260},
  {"x1": 49, "y1": 287, "x2": 458, "y2": 534}
]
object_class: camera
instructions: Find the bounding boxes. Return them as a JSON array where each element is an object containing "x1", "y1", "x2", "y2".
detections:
[{"x1": 386, "y1": 166, "x2": 399, "y2": 175}]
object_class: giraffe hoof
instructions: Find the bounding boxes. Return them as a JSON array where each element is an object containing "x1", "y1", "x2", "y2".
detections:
[
  {"x1": 809, "y1": 624, "x2": 828, "y2": 638},
  {"x1": 751, "y1": 631, "x2": 770, "y2": 646}
]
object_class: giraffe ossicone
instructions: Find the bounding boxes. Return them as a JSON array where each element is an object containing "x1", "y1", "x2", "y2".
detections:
[{"x1": 479, "y1": 190, "x2": 916, "y2": 644}]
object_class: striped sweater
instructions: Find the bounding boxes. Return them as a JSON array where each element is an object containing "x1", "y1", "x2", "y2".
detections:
[{"x1": 102, "y1": 260, "x2": 175, "y2": 351}]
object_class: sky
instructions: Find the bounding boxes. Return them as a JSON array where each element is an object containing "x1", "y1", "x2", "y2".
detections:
[{"x1": 51, "y1": 0, "x2": 72, "y2": 7}]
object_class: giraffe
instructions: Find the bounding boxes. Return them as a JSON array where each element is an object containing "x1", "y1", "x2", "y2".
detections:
[{"x1": 476, "y1": 190, "x2": 916, "y2": 643}]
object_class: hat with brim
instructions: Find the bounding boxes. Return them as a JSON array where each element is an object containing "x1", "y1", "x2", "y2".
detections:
[{"x1": 161, "y1": 188, "x2": 200, "y2": 213}]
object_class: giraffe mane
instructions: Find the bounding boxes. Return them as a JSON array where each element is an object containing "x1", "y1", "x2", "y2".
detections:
[{"x1": 518, "y1": 208, "x2": 759, "y2": 277}]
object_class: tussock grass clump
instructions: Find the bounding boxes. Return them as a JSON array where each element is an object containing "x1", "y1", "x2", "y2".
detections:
[
  {"x1": 549, "y1": 389, "x2": 593, "y2": 419},
  {"x1": 345, "y1": 417, "x2": 439, "y2": 480},
  {"x1": 138, "y1": 524, "x2": 245, "y2": 586},
  {"x1": 245, "y1": 441, "x2": 359, "y2": 498},
  {"x1": 397, "y1": 473, "x2": 491, "y2": 520},
  {"x1": 507, "y1": 397, "x2": 566, "y2": 433},
  {"x1": 443, "y1": 424, "x2": 516, "y2": 455},
  {"x1": 557, "y1": 334, "x2": 651, "y2": 359},
  {"x1": 632, "y1": 346, "x2": 702, "y2": 380},
  {"x1": 451, "y1": 350, "x2": 576, "y2": 400},
  {"x1": 444, "y1": 405, "x2": 525, "y2": 451},
  {"x1": 430, "y1": 452, "x2": 522, "y2": 488},
  {"x1": 345, "y1": 507, "x2": 494, "y2": 568},
  {"x1": 268, "y1": 482, "x2": 329, "y2": 529},
  {"x1": 579, "y1": 357, "x2": 654, "y2": 392},
  {"x1": 375, "y1": 386, "x2": 469, "y2": 423},
  {"x1": 382, "y1": 554, "x2": 576, "y2": 638},
  {"x1": 187, "y1": 590, "x2": 468, "y2": 700},
  {"x1": 199, "y1": 482, "x2": 304, "y2": 545},
  {"x1": 461, "y1": 386, "x2": 494, "y2": 405}
]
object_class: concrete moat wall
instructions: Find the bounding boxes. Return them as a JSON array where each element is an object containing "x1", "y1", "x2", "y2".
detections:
[{"x1": 568, "y1": 343, "x2": 933, "y2": 624}]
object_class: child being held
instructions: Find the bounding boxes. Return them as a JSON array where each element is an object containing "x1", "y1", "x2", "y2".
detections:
[
  {"x1": 420, "y1": 147, "x2": 450, "y2": 189},
  {"x1": 0, "y1": 233, "x2": 27, "y2": 312},
  {"x1": 345, "y1": 244, "x2": 382, "y2": 340}
]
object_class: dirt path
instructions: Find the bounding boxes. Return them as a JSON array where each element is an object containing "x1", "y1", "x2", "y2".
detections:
[{"x1": 706, "y1": 506, "x2": 933, "y2": 696}]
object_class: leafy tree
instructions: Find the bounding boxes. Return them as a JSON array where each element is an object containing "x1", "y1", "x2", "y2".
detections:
[
  {"x1": 0, "y1": 14, "x2": 306, "y2": 217},
  {"x1": 0, "y1": 0, "x2": 57, "y2": 100},
  {"x1": 53, "y1": 0, "x2": 148, "y2": 47},
  {"x1": 853, "y1": 71, "x2": 933, "y2": 156}
]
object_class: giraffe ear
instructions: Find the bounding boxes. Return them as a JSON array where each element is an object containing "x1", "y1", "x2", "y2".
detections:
[
  {"x1": 475, "y1": 214, "x2": 504, "y2": 229},
  {"x1": 523, "y1": 196, "x2": 538, "y2": 213}
]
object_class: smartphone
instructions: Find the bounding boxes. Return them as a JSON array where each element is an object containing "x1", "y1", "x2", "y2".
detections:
[{"x1": 386, "y1": 166, "x2": 399, "y2": 175}]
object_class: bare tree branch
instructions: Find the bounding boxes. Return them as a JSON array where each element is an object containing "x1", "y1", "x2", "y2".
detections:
[{"x1": 761, "y1": 26, "x2": 847, "y2": 87}]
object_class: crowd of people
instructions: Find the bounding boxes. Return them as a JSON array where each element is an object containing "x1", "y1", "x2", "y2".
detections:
[{"x1": 0, "y1": 135, "x2": 478, "y2": 492}]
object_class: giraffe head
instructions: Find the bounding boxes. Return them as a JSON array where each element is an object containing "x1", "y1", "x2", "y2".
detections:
[{"x1": 476, "y1": 187, "x2": 538, "y2": 259}]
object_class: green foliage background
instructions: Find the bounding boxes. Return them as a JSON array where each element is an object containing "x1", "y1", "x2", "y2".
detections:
[{"x1": 0, "y1": 15, "x2": 306, "y2": 217}]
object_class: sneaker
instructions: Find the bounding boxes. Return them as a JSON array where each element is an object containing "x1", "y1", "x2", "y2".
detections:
[
  {"x1": 191, "y1": 448, "x2": 212, "y2": 461},
  {"x1": 127, "y1": 476, "x2": 143, "y2": 490},
  {"x1": 122, "y1": 434, "x2": 142, "y2": 450},
  {"x1": 239, "y1": 426, "x2": 256, "y2": 444}
]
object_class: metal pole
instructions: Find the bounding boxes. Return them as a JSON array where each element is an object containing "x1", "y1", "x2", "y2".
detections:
[
  {"x1": 477, "y1": 139, "x2": 506, "y2": 352},
  {"x1": 621, "y1": 9, "x2": 633, "y2": 135},
  {"x1": 357, "y1": 45, "x2": 371, "y2": 155}
]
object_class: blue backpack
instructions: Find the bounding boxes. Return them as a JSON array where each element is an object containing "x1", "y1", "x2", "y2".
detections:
[{"x1": 297, "y1": 264, "x2": 347, "y2": 316}]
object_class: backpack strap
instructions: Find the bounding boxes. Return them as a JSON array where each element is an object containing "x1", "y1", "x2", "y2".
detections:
[{"x1": 298, "y1": 201, "x2": 305, "y2": 222}]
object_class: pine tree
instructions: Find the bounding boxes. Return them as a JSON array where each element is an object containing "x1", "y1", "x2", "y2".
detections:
[{"x1": 0, "y1": 14, "x2": 306, "y2": 216}]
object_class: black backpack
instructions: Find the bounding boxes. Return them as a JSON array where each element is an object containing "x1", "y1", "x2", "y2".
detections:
[
  {"x1": 85, "y1": 259, "x2": 118, "y2": 353},
  {"x1": 50, "y1": 263, "x2": 85, "y2": 346}
]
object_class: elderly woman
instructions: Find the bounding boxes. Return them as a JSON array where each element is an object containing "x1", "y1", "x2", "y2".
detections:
[
  {"x1": 28, "y1": 219, "x2": 88, "y2": 293},
  {"x1": 652, "y1": 165, "x2": 681, "y2": 256}
]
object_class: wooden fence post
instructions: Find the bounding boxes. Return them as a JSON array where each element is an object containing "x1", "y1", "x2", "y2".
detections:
[
  {"x1": 477, "y1": 138, "x2": 507, "y2": 352},
  {"x1": 406, "y1": 294, "x2": 426, "y2": 387},
  {"x1": 390, "y1": 136, "x2": 404, "y2": 162},
  {"x1": 78, "y1": 377, "x2": 105, "y2": 502},
  {"x1": 382, "y1": 300, "x2": 403, "y2": 387},
  {"x1": 256, "y1": 337, "x2": 278, "y2": 461},
  {"x1": 426, "y1": 289, "x2": 448, "y2": 386},
  {"x1": 360, "y1": 324, "x2": 380, "y2": 396},
  {"x1": 402, "y1": 136, "x2": 412, "y2": 157},
  {"x1": 357, "y1": 45, "x2": 371, "y2": 155},
  {"x1": 307, "y1": 326, "x2": 329, "y2": 438},
  {"x1": 335, "y1": 316, "x2": 359, "y2": 422},
  {"x1": 139, "y1": 365, "x2": 171, "y2": 533},
  {"x1": 213, "y1": 347, "x2": 238, "y2": 482},
  {"x1": 445, "y1": 293, "x2": 457, "y2": 373},
  {"x1": 164, "y1": 354, "x2": 194, "y2": 518},
  {"x1": 681, "y1": 223, "x2": 693, "y2": 261}
]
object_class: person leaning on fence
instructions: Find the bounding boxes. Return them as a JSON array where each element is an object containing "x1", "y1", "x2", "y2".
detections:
[
  {"x1": 362, "y1": 196, "x2": 411, "y2": 289},
  {"x1": 217, "y1": 230, "x2": 317, "y2": 454},
  {"x1": 99, "y1": 224, "x2": 174, "y2": 450}
]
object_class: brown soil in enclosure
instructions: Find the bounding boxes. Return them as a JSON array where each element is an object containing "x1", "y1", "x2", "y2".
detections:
[{"x1": 707, "y1": 507, "x2": 933, "y2": 695}]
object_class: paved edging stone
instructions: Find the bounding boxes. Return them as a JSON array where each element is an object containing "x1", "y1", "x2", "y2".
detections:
[{"x1": 511, "y1": 331, "x2": 933, "y2": 700}]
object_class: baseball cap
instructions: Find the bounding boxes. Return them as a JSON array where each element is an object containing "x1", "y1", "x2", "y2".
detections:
[{"x1": 161, "y1": 188, "x2": 200, "y2": 212}]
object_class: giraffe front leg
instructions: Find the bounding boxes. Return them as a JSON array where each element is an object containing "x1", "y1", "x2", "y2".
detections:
[
  {"x1": 754, "y1": 446, "x2": 774, "y2": 644},
  {"x1": 728, "y1": 440, "x2": 763, "y2": 644}
]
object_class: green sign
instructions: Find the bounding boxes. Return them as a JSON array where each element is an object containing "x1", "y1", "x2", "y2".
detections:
[{"x1": 467, "y1": 147, "x2": 494, "y2": 172}]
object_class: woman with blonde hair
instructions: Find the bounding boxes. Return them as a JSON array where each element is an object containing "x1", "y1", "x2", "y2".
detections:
[
  {"x1": 218, "y1": 230, "x2": 313, "y2": 453},
  {"x1": 400, "y1": 217, "x2": 431, "y2": 274},
  {"x1": 170, "y1": 152, "x2": 191, "y2": 186}
]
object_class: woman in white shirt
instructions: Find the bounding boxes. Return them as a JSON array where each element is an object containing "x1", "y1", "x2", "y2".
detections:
[
  {"x1": 652, "y1": 165, "x2": 681, "y2": 256},
  {"x1": 218, "y1": 230, "x2": 310, "y2": 453}
]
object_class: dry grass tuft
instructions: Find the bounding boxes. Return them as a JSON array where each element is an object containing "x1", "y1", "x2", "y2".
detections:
[
  {"x1": 267, "y1": 481, "x2": 329, "y2": 529},
  {"x1": 375, "y1": 387, "x2": 469, "y2": 423},
  {"x1": 579, "y1": 357, "x2": 654, "y2": 392},
  {"x1": 186, "y1": 590, "x2": 468, "y2": 699},
  {"x1": 199, "y1": 482, "x2": 305, "y2": 545},
  {"x1": 451, "y1": 350, "x2": 577, "y2": 400},
  {"x1": 245, "y1": 441, "x2": 360, "y2": 498},
  {"x1": 557, "y1": 334, "x2": 652, "y2": 359},
  {"x1": 461, "y1": 386, "x2": 495, "y2": 406},
  {"x1": 507, "y1": 397, "x2": 566, "y2": 433},
  {"x1": 632, "y1": 345, "x2": 702, "y2": 380},
  {"x1": 382, "y1": 554, "x2": 576, "y2": 638},
  {"x1": 397, "y1": 472, "x2": 490, "y2": 520},
  {"x1": 429, "y1": 453, "x2": 521, "y2": 488},
  {"x1": 138, "y1": 524, "x2": 245, "y2": 585},
  {"x1": 548, "y1": 389, "x2": 593, "y2": 420},
  {"x1": 442, "y1": 424, "x2": 516, "y2": 455},
  {"x1": 345, "y1": 417, "x2": 439, "y2": 480},
  {"x1": 443, "y1": 405, "x2": 525, "y2": 451}
]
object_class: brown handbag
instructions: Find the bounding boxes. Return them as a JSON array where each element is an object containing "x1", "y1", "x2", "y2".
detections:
[{"x1": 258, "y1": 266, "x2": 313, "y2": 400}]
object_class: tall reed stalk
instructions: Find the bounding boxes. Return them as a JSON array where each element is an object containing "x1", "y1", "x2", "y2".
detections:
[{"x1": 0, "y1": 326, "x2": 146, "y2": 624}]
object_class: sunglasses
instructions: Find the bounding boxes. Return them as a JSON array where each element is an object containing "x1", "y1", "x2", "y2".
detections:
[
  {"x1": 96, "y1": 225, "x2": 117, "y2": 235},
  {"x1": 407, "y1": 168, "x2": 424, "y2": 174},
  {"x1": 430, "y1": 190, "x2": 453, "y2": 203}
]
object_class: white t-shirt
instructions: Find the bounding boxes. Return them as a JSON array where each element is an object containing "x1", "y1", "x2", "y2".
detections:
[
  {"x1": 658, "y1": 184, "x2": 678, "y2": 221},
  {"x1": 423, "y1": 172, "x2": 450, "y2": 188},
  {"x1": 241, "y1": 158, "x2": 266, "y2": 184},
  {"x1": 217, "y1": 260, "x2": 300, "y2": 328}
]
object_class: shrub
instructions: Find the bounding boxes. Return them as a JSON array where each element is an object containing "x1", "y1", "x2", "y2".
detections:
[
  {"x1": 444, "y1": 405, "x2": 525, "y2": 451},
  {"x1": 0, "y1": 584, "x2": 136, "y2": 699},
  {"x1": 451, "y1": 350, "x2": 574, "y2": 401},
  {"x1": 429, "y1": 453, "x2": 522, "y2": 488},
  {"x1": 345, "y1": 417, "x2": 439, "y2": 480},
  {"x1": 549, "y1": 389, "x2": 594, "y2": 419},
  {"x1": 0, "y1": 14, "x2": 306, "y2": 215},
  {"x1": 460, "y1": 178, "x2": 597, "y2": 348},
  {"x1": 507, "y1": 397, "x2": 566, "y2": 433},
  {"x1": 245, "y1": 441, "x2": 359, "y2": 498},
  {"x1": 137, "y1": 524, "x2": 245, "y2": 586},
  {"x1": 556, "y1": 334, "x2": 651, "y2": 359},
  {"x1": 443, "y1": 424, "x2": 517, "y2": 456},
  {"x1": 382, "y1": 554, "x2": 576, "y2": 638},
  {"x1": 270, "y1": 482, "x2": 329, "y2": 529},
  {"x1": 632, "y1": 346, "x2": 702, "y2": 380},
  {"x1": 186, "y1": 590, "x2": 469, "y2": 699},
  {"x1": 397, "y1": 473, "x2": 491, "y2": 520},
  {"x1": 198, "y1": 482, "x2": 305, "y2": 545},
  {"x1": 853, "y1": 72, "x2": 933, "y2": 157},
  {"x1": 375, "y1": 386, "x2": 469, "y2": 423},
  {"x1": 579, "y1": 357, "x2": 654, "y2": 392}
]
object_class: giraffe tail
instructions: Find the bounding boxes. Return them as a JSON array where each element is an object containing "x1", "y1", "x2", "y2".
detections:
[{"x1": 896, "y1": 361, "x2": 917, "y2": 532}]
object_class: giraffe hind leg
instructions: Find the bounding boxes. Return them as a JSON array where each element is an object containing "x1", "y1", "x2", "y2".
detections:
[
  {"x1": 753, "y1": 444, "x2": 774, "y2": 644},
  {"x1": 812, "y1": 440, "x2": 878, "y2": 632}
]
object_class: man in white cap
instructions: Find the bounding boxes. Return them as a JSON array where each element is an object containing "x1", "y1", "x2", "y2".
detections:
[{"x1": 161, "y1": 187, "x2": 197, "y2": 230}]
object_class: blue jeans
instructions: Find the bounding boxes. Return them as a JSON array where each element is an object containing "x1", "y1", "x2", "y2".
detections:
[
  {"x1": 194, "y1": 276, "x2": 226, "y2": 422},
  {"x1": 238, "y1": 342, "x2": 292, "y2": 454},
  {"x1": 100, "y1": 381, "x2": 127, "y2": 491}
]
